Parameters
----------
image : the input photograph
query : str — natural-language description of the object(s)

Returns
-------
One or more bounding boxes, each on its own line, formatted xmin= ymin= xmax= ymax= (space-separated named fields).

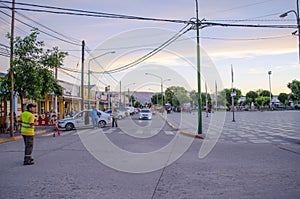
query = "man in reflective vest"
xmin=20 ymin=103 xmax=36 ymax=165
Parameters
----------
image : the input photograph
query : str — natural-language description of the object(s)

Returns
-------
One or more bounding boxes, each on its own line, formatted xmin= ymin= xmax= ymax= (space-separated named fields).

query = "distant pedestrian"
xmin=20 ymin=104 xmax=36 ymax=165
xmin=90 ymin=107 xmax=99 ymax=129
xmin=112 ymin=108 xmax=118 ymax=128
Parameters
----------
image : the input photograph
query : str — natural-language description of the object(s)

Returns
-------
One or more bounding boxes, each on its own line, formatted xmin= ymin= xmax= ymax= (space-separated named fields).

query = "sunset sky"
xmin=0 ymin=0 xmax=299 ymax=96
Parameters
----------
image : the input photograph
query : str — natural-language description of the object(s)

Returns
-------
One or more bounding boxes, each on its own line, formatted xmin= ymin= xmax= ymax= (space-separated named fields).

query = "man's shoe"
xmin=23 ymin=161 xmax=34 ymax=166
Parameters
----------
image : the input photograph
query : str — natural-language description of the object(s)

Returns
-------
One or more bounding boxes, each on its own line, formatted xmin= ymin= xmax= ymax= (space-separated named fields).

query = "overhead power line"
xmin=105 ymin=24 xmax=192 ymax=74
xmin=0 ymin=1 xmax=188 ymax=24
xmin=0 ymin=10 xmax=81 ymax=46
xmin=201 ymin=21 xmax=297 ymax=29
xmin=15 ymin=11 xmax=81 ymax=44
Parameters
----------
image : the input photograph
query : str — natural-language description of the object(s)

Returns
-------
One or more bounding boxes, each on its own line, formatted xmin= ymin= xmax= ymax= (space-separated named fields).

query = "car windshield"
xmin=141 ymin=109 xmax=150 ymax=113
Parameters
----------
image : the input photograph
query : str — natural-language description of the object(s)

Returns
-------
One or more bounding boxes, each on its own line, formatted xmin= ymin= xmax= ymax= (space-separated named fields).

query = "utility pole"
xmin=9 ymin=0 xmax=15 ymax=137
xmin=195 ymin=0 xmax=202 ymax=134
xmin=81 ymin=40 xmax=85 ymax=111
xmin=205 ymin=82 xmax=208 ymax=117
xmin=268 ymin=71 xmax=272 ymax=109
xmin=119 ymin=81 xmax=121 ymax=107
xmin=231 ymin=64 xmax=236 ymax=122
xmin=54 ymin=67 xmax=58 ymax=117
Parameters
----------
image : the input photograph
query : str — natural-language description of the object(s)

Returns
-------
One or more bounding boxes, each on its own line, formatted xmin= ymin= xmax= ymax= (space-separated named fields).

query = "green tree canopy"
xmin=255 ymin=96 xmax=270 ymax=106
xmin=246 ymin=90 xmax=258 ymax=105
xmin=287 ymin=80 xmax=300 ymax=100
xmin=1 ymin=29 xmax=68 ymax=110
xmin=278 ymin=93 xmax=289 ymax=105
xmin=258 ymin=90 xmax=271 ymax=97
xmin=221 ymin=88 xmax=242 ymax=107
xmin=165 ymin=86 xmax=190 ymax=107
xmin=201 ymin=92 xmax=211 ymax=107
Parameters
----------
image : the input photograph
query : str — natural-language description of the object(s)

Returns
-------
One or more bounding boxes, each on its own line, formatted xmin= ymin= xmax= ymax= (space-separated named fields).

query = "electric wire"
xmin=15 ymin=11 xmax=81 ymax=44
xmin=0 ymin=4 xmax=81 ymax=46
xmin=0 ymin=1 xmax=80 ymax=46
xmin=59 ymin=69 xmax=80 ymax=81
xmin=0 ymin=1 xmax=188 ymax=24
xmin=105 ymin=24 xmax=192 ymax=74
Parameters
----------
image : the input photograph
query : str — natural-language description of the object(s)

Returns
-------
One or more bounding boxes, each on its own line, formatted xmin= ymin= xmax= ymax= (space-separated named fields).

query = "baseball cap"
xmin=27 ymin=103 xmax=36 ymax=109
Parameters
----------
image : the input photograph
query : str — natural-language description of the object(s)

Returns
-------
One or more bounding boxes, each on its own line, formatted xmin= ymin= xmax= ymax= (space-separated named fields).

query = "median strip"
xmin=180 ymin=131 xmax=205 ymax=139
xmin=157 ymin=112 xmax=205 ymax=139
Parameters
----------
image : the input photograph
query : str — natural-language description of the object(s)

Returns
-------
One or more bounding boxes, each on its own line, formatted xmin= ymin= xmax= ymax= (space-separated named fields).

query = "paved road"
xmin=0 ymin=111 xmax=299 ymax=199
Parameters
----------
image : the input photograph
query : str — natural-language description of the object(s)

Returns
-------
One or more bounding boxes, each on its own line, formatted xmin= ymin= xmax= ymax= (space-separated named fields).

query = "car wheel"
xmin=98 ymin=120 xmax=106 ymax=128
xmin=65 ymin=123 xmax=74 ymax=131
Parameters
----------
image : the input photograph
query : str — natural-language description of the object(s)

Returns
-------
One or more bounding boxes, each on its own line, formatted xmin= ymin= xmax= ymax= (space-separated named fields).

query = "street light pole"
xmin=195 ymin=0 xmax=202 ymax=134
xmin=145 ymin=73 xmax=165 ymax=113
xmin=88 ymin=51 xmax=115 ymax=109
xmin=268 ymin=71 xmax=272 ymax=109
xmin=280 ymin=0 xmax=300 ymax=63
xmin=9 ymin=0 xmax=15 ymax=137
xmin=123 ymin=83 xmax=135 ymax=106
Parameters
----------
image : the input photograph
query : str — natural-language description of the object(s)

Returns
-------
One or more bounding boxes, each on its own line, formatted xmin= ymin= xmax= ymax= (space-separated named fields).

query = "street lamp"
xmin=88 ymin=51 xmax=115 ymax=109
xmin=268 ymin=71 xmax=272 ymax=109
xmin=123 ymin=83 xmax=136 ymax=107
xmin=145 ymin=73 xmax=170 ymax=113
xmin=231 ymin=90 xmax=236 ymax=122
xmin=280 ymin=0 xmax=300 ymax=63
xmin=148 ymin=88 xmax=159 ymax=106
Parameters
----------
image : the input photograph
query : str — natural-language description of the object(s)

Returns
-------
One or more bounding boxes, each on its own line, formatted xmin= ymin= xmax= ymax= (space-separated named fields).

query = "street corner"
xmin=180 ymin=131 xmax=205 ymax=139
xmin=166 ymin=120 xmax=179 ymax=131
xmin=0 ymin=136 xmax=22 ymax=144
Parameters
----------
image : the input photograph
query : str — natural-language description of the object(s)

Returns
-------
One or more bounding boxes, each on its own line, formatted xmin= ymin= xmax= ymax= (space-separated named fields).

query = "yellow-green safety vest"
xmin=21 ymin=111 xmax=35 ymax=136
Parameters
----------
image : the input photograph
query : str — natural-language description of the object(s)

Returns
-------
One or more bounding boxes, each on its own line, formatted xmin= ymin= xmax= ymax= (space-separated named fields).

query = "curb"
xmin=180 ymin=131 xmax=205 ymax=139
xmin=0 ymin=135 xmax=22 ymax=144
xmin=158 ymin=112 xmax=205 ymax=140
xmin=0 ymin=128 xmax=55 ymax=144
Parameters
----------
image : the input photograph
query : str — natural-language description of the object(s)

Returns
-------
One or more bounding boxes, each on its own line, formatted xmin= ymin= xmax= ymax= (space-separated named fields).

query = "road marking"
xmin=164 ymin=131 xmax=175 ymax=135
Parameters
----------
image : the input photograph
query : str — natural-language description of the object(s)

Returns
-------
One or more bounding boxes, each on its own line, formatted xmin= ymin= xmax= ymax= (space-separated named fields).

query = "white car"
xmin=58 ymin=110 xmax=111 ymax=131
xmin=139 ymin=109 xmax=152 ymax=120
xmin=126 ymin=106 xmax=135 ymax=115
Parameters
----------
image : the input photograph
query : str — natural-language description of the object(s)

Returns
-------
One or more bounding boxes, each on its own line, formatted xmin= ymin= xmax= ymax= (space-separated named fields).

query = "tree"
xmin=245 ymin=90 xmax=258 ymax=105
xmin=221 ymin=88 xmax=242 ymax=107
xmin=255 ymin=96 xmax=270 ymax=107
xmin=165 ymin=86 xmax=190 ymax=107
xmin=189 ymin=90 xmax=198 ymax=108
xmin=1 ymin=29 xmax=68 ymax=111
xmin=150 ymin=93 xmax=161 ymax=105
xmin=134 ymin=101 xmax=141 ymax=108
xmin=278 ymin=93 xmax=289 ymax=106
xmin=259 ymin=90 xmax=271 ymax=97
xmin=287 ymin=80 xmax=300 ymax=100
xmin=201 ymin=93 xmax=211 ymax=108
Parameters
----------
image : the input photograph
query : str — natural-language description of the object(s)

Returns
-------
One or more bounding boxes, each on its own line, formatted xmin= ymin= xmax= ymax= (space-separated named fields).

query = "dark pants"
xmin=22 ymin=135 xmax=34 ymax=162
xmin=112 ymin=117 xmax=118 ymax=127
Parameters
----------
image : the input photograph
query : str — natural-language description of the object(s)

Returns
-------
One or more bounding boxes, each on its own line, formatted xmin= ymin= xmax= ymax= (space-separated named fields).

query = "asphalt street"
xmin=0 ymin=111 xmax=299 ymax=199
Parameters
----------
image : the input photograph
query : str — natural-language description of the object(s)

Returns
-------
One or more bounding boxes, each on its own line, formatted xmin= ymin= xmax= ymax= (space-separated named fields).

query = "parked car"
xmin=119 ymin=107 xmax=130 ymax=116
xmin=126 ymin=106 xmax=135 ymax=115
xmin=139 ymin=109 xmax=152 ymax=120
xmin=105 ymin=109 xmax=126 ymax=120
xmin=58 ymin=110 xmax=111 ymax=131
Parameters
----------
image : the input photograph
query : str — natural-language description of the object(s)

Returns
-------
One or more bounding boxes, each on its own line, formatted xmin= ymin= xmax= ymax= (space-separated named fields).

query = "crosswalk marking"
xmin=165 ymin=131 xmax=175 ymax=135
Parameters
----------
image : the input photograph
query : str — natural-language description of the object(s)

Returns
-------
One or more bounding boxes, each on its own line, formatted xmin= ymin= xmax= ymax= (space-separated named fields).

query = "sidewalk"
xmin=0 ymin=126 xmax=55 ymax=144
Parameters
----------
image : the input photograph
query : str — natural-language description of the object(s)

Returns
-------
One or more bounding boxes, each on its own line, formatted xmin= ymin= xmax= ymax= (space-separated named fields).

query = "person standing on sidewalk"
xmin=90 ymin=106 xmax=99 ymax=129
xmin=20 ymin=104 xmax=36 ymax=165
xmin=112 ymin=107 xmax=118 ymax=128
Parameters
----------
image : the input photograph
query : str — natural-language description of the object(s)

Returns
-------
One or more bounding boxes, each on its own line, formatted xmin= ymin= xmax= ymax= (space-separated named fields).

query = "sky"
xmin=0 ymin=0 xmax=299 ymax=96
